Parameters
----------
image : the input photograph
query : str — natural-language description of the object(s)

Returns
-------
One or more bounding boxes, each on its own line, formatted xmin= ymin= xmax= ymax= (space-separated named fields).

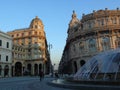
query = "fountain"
xmin=74 ymin=48 xmax=120 ymax=81
xmin=48 ymin=48 xmax=120 ymax=90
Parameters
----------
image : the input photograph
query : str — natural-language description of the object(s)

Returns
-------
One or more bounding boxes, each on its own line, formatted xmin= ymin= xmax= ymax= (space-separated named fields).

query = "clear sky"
xmin=0 ymin=0 xmax=120 ymax=69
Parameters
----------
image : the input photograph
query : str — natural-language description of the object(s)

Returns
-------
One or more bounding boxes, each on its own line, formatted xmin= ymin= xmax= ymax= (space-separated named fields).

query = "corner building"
xmin=0 ymin=31 xmax=12 ymax=77
xmin=7 ymin=16 xmax=50 ymax=76
xmin=59 ymin=8 xmax=120 ymax=74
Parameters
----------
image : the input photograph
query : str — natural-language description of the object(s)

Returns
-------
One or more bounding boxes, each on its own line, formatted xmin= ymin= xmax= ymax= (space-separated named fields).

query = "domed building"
xmin=7 ymin=16 xmax=51 ymax=76
xmin=59 ymin=8 xmax=120 ymax=74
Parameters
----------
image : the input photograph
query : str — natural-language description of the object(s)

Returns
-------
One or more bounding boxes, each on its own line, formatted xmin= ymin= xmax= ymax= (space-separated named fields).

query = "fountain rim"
xmin=66 ymin=77 xmax=120 ymax=86
xmin=47 ymin=78 xmax=120 ymax=90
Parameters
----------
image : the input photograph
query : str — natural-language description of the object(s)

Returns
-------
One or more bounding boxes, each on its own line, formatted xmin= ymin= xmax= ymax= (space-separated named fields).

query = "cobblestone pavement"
xmin=0 ymin=76 xmax=72 ymax=90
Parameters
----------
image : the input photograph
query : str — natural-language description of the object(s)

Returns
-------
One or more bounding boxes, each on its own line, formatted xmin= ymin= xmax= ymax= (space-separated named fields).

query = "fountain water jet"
xmin=74 ymin=48 xmax=120 ymax=81
xmin=48 ymin=48 xmax=120 ymax=90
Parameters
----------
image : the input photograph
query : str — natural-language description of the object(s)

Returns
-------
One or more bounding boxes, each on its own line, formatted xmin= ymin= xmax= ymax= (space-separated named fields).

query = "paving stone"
xmin=0 ymin=77 xmax=71 ymax=90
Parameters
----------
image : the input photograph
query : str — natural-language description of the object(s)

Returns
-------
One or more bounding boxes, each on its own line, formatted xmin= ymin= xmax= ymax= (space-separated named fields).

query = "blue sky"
xmin=0 ymin=0 xmax=120 ymax=69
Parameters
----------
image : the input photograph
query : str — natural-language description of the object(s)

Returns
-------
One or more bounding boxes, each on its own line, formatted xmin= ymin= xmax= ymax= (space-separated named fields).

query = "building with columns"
xmin=59 ymin=8 xmax=120 ymax=74
xmin=7 ymin=16 xmax=51 ymax=76
xmin=0 ymin=31 xmax=12 ymax=77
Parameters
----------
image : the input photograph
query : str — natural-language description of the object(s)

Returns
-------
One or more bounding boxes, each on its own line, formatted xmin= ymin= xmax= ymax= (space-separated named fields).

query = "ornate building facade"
xmin=7 ymin=16 xmax=51 ymax=76
xmin=59 ymin=8 xmax=120 ymax=74
xmin=0 ymin=31 xmax=12 ymax=77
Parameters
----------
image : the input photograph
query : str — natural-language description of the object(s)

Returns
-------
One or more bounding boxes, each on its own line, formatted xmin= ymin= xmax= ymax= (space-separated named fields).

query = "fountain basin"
xmin=47 ymin=78 xmax=120 ymax=90
xmin=47 ymin=49 xmax=120 ymax=90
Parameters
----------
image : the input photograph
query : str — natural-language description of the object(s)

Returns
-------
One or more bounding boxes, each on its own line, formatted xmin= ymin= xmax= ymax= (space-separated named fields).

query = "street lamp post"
xmin=48 ymin=43 xmax=52 ymax=56
xmin=53 ymin=63 xmax=56 ymax=76
xmin=48 ymin=43 xmax=52 ymax=75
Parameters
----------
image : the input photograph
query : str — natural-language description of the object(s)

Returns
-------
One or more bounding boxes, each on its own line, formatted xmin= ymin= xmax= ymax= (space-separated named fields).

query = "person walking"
xmin=39 ymin=70 xmax=44 ymax=81
xmin=55 ymin=73 xmax=59 ymax=78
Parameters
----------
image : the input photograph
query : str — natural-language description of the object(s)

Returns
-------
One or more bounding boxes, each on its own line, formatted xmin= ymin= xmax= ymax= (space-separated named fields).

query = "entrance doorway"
xmin=27 ymin=64 xmax=31 ymax=75
xmin=39 ymin=64 xmax=42 ymax=72
xmin=4 ymin=65 xmax=9 ymax=77
xmin=34 ymin=64 xmax=38 ymax=75
xmin=15 ymin=62 xmax=22 ymax=76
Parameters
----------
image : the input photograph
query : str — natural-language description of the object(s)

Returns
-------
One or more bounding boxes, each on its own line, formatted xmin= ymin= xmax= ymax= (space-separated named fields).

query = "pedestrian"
xmin=39 ymin=70 xmax=44 ymax=81
xmin=55 ymin=73 xmax=59 ymax=78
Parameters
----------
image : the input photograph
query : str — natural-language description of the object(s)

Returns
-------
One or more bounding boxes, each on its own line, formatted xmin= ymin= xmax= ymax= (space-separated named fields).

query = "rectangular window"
xmin=101 ymin=20 xmax=104 ymax=25
xmin=6 ymin=56 xmax=8 ymax=61
xmin=28 ymin=49 xmax=31 ymax=52
xmin=0 ymin=40 xmax=2 ymax=46
xmin=17 ymin=34 xmax=19 ymax=36
xmin=22 ymin=33 xmax=24 ymax=36
xmin=29 ymin=32 xmax=31 ymax=35
xmin=7 ymin=42 xmax=9 ymax=48
xmin=35 ymin=31 xmax=37 ymax=35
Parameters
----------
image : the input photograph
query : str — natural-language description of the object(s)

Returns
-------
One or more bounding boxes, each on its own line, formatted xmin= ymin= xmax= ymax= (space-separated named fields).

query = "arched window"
xmin=88 ymin=23 xmax=92 ymax=28
xmin=35 ymin=31 xmax=37 ymax=35
xmin=89 ymin=39 xmax=96 ymax=52
xmin=101 ymin=19 xmax=104 ymax=25
xmin=79 ymin=42 xmax=84 ymax=52
xmin=71 ymin=44 xmax=76 ymax=53
xmin=112 ymin=17 xmax=117 ymax=24
xmin=101 ymin=37 xmax=110 ymax=50
xmin=35 ymin=25 xmax=38 ymax=28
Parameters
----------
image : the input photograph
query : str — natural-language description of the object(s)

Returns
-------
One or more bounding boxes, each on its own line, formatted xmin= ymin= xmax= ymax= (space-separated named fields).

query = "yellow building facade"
xmin=8 ymin=16 xmax=50 ymax=76
xmin=59 ymin=8 xmax=120 ymax=74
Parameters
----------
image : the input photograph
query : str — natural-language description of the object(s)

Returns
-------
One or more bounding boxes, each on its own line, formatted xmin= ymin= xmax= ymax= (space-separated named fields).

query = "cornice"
xmin=82 ymin=10 xmax=120 ymax=22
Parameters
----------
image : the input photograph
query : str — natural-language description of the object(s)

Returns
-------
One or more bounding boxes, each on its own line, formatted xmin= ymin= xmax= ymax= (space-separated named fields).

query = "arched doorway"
xmin=80 ymin=60 xmax=86 ymax=67
xmin=15 ymin=62 xmax=22 ymax=76
xmin=74 ymin=61 xmax=77 ymax=73
xmin=4 ymin=65 xmax=9 ymax=77
xmin=34 ymin=64 xmax=38 ymax=75
xmin=39 ymin=64 xmax=42 ymax=72
xmin=0 ymin=65 xmax=2 ymax=76
xmin=27 ymin=64 xmax=31 ymax=75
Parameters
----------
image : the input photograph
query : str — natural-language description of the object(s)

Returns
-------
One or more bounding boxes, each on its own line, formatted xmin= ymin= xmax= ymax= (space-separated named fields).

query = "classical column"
xmin=97 ymin=35 xmax=102 ymax=51
xmin=116 ymin=17 xmax=119 ymax=24
xmin=43 ymin=62 xmax=46 ymax=74
xmin=37 ymin=64 xmax=39 ymax=75
xmin=109 ymin=36 xmax=114 ymax=49
xmin=85 ymin=39 xmax=89 ymax=52
xmin=8 ymin=65 xmax=11 ymax=77
xmin=110 ymin=30 xmax=115 ymax=49
xmin=11 ymin=66 xmax=15 ymax=76
xmin=22 ymin=66 xmax=25 ymax=76
xmin=31 ymin=64 xmax=34 ymax=76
